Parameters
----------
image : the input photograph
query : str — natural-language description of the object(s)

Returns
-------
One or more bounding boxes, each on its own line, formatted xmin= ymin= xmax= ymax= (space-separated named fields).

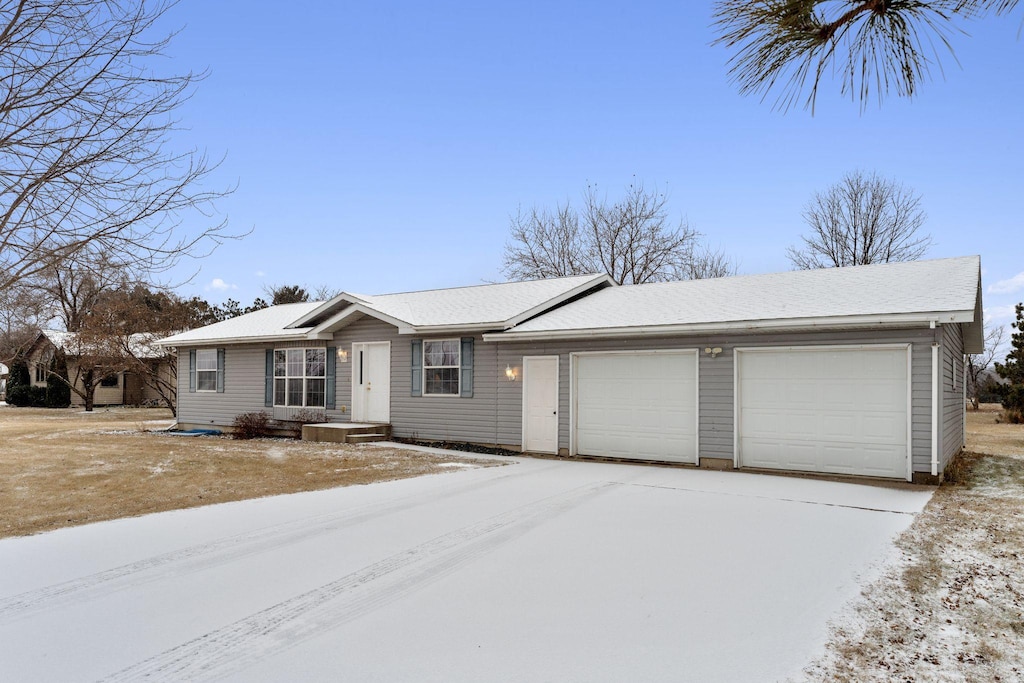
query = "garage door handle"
xmin=552 ymin=411 xmax=556 ymax=415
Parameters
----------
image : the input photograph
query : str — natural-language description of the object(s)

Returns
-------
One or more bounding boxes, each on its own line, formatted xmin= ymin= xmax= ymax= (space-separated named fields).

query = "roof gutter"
xmin=483 ymin=312 xmax=969 ymax=342
xmin=157 ymin=332 xmax=312 ymax=348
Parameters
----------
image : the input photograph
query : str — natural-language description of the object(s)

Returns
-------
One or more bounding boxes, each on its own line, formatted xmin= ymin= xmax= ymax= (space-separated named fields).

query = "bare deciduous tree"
xmin=0 ymin=283 xmax=48 ymax=363
xmin=787 ymin=171 xmax=931 ymax=269
xmin=967 ymin=324 xmax=1007 ymax=409
xmin=33 ymin=250 xmax=133 ymax=331
xmin=502 ymin=182 xmax=736 ymax=285
xmin=0 ymin=0 xmax=238 ymax=293
xmin=713 ymin=0 xmax=1021 ymax=112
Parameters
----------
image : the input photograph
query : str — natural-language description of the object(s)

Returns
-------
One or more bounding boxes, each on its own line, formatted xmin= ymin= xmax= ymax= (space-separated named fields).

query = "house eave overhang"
xmin=482 ymin=311 xmax=976 ymax=342
xmin=156 ymin=331 xmax=312 ymax=348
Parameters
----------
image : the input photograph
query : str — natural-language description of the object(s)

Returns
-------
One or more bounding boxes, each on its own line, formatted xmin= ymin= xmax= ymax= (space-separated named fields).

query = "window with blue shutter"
xmin=326 ymin=347 xmax=337 ymax=409
xmin=265 ymin=350 xmax=274 ymax=407
xmin=460 ymin=337 xmax=474 ymax=398
xmin=410 ymin=339 xmax=422 ymax=397
xmin=216 ymin=348 xmax=225 ymax=393
xmin=188 ymin=350 xmax=196 ymax=393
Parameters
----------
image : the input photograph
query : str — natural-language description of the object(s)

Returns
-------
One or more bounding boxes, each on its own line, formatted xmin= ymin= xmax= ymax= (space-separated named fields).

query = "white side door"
xmin=522 ymin=356 xmax=559 ymax=454
xmin=352 ymin=342 xmax=391 ymax=423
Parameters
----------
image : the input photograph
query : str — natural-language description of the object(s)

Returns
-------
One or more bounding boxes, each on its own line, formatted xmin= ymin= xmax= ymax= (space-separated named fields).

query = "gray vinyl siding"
xmin=174 ymin=320 xmax=953 ymax=477
xmin=939 ymin=323 xmax=966 ymax=471
xmin=332 ymin=317 xmax=503 ymax=443
xmin=490 ymin=327 xmax=935 ymax=471
xmin=176 ymin=346 xmax=268 ymax=426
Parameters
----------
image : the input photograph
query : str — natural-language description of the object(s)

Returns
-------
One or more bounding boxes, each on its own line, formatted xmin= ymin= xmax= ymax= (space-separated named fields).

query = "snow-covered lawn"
xmin=0 ymin=455 xmax=930 ymax=682
xmin=804 ymin=405 xmax=1024 ymax=681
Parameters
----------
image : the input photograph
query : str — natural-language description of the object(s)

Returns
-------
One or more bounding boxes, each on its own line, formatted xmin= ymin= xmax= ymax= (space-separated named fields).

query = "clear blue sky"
xmin=161 ymin=2 xmax=1021 ymax=331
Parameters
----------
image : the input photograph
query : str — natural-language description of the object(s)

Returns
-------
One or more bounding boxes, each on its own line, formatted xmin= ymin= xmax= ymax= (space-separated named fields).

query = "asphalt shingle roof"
xmin=499 ymin=256 xmax=981 ymax=336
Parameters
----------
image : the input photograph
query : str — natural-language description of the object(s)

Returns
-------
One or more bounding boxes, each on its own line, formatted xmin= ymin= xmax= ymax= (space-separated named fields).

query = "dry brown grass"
xmin=0 ymin=405 xmax=499 ymax=539
xmin=806 ymin=404 xmax=1024 ymax=682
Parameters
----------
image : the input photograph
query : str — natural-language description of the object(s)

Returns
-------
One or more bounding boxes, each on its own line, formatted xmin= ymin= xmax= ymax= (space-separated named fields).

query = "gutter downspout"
xmin=931 ymin=321 xmax=940 ymax=477
xmin=962 ymin=354 xmax=967 ymax=449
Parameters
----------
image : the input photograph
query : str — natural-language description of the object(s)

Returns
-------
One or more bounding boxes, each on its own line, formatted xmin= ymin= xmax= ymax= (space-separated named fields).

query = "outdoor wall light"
xmin=505 ymin=364 xmax=518 ymax=381
xmin=704 ymin=347 xmax=723 ymax=358
xmin=337 ymin=348 xmax=349 ymax=363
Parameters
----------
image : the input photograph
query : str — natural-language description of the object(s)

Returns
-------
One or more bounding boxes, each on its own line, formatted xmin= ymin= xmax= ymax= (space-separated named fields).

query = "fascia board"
xmin=158 ymin=331 xmax=312 ymax=347
xmin=482 ymin=311 xmax=975 ymax=342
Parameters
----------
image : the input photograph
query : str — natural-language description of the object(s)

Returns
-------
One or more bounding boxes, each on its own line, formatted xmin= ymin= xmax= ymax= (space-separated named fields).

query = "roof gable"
xmin=159 ymin=274 xmax=613 ymax=345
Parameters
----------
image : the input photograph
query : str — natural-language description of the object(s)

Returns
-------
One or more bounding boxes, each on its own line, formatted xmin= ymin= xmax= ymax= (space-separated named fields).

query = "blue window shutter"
xmin=265 ymin=350 xmax=274 ymax=407
xmin=326 ymin=347 xmax=337 ymax=409
xmin=188 ymin=350 xmax=196 ymax=393
xmin=216 ymin=348 xmax=225 ymax=393
xmin=410 ymin=339 xmax=422 ymax=397
xmin=460 ymin=337 xmax=474 ymax=398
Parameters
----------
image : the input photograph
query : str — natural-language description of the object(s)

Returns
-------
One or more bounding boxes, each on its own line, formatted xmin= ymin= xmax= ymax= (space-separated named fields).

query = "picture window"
xmin=273 ymin=348 xmax=326 ymax=407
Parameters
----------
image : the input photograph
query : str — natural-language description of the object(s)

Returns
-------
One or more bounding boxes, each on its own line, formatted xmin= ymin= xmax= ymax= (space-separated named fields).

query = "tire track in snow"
xmin=99 ymin=481 xmax=617 ymax=683
xmin=0 ymin=461 xmax=552 ymax=620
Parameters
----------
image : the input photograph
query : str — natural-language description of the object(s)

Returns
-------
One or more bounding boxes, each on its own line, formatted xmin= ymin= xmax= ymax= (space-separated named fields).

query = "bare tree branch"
xmin=502 ymin=181 xmax=734 ymax=285
xmin=0 ymin=0 xmax=240 ymax=293
xmin=967 ymin=323 xmax=1006 ymax=409
xmin=787 ymin=170 xmax=931 ymax=269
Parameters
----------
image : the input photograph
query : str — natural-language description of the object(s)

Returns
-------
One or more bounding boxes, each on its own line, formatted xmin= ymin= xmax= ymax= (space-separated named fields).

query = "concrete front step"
xmin=301 ymin=423 xmax=392 ymax=444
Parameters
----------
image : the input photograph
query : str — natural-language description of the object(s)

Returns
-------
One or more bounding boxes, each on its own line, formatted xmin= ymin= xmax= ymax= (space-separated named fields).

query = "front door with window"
xmin=352 ymin=342 xmax=391 ymax=423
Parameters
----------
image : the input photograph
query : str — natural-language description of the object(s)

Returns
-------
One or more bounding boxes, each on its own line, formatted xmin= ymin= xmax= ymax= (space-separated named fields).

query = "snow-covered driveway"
xmin=0 ymin=452 xmax=932 ymax=682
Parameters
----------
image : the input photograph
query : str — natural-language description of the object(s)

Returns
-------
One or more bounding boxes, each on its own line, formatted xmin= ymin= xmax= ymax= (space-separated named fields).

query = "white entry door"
xmin=522 ymin=356 xmax=559 ymax=454
xmin=352 ymin=342 xmax=391 ymax=423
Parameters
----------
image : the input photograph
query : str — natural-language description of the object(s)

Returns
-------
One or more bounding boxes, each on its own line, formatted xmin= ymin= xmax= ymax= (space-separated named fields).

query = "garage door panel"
xmin=738 ymin=347 xmax=909 ymax=480
xmin=575 ymin=352 xmax=697 ymax=463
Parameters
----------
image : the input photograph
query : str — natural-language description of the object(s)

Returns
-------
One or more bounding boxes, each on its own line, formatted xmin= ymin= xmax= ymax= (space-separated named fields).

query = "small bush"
xmin=996 ymin=382 xmax=1024 ymax=422
xmin=7 ymin=385 xmax=48 ymax=407
xmin=231 ymin=411 xmax=270 ymax=440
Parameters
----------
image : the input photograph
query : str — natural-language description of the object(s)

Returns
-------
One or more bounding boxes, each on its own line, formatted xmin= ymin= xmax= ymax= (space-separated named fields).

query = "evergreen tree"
xmin=7 ymin=358 xmax=30 ymax=391
xmin=46 ymin=352 xmax=71 ymax=408
xmin=995 ymin=303 xmax=1024 ymax=423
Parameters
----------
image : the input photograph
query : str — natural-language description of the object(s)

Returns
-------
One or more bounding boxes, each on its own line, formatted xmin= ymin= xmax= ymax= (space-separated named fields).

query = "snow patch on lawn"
xmin=803 ymin=454 xmax=1024 ymax=682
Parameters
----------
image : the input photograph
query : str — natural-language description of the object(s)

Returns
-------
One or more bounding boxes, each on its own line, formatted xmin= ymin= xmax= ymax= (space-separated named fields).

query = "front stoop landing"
xmin=302 ymin=423 xmax=392 ymax=444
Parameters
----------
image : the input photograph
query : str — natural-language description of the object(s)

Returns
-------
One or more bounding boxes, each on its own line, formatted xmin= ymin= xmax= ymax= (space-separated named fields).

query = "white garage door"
xmin=737 ymin=346 xmax=910 ymax=480
xmin=574 ymin=351 xmax=698 ymax=463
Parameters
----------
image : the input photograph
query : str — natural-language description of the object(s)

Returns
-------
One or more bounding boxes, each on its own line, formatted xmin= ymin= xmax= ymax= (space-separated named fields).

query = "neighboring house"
xmin=160 ymin=256 xmax=984 ymax=483
xmin=0 ymin=362 xmax=7 ymax=401
xmin=27 ymin=330 xmax=175 ymax=408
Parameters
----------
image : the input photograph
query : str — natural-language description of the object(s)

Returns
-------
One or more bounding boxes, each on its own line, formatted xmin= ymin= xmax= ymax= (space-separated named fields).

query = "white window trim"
xmin=273 ymin=347 xmax=327 ymax=408
xmin=195 ymin=349 xmax=218 ymax=393
xmin=422 ymin=338 xmax=461 ymax=397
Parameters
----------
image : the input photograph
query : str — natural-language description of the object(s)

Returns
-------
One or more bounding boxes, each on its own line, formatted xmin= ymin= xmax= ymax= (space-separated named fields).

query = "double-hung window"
xmin=274 ymin=348 xmax=326 ymax=407
xmin=423 ymin=339 xmax=460 ymax=395
xmin=195 ymin=349 xmax=219 ymax=391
